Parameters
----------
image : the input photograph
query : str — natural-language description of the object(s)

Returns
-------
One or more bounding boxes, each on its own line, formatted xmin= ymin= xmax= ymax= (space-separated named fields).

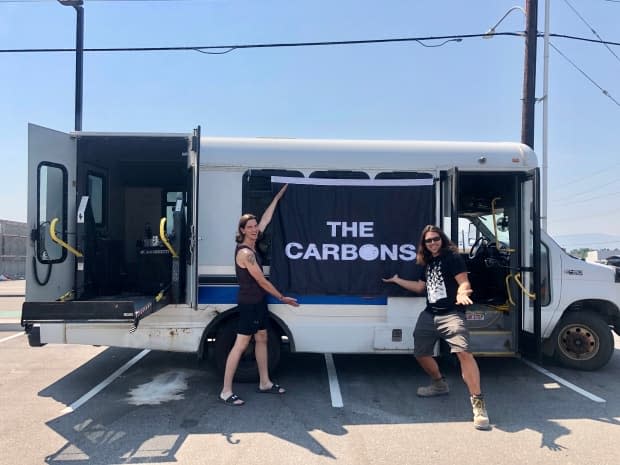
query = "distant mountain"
xmin=552 ymin=233 xmax=620 ymax=252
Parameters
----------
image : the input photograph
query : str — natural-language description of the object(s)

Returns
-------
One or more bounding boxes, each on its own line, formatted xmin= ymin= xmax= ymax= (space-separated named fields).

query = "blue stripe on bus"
xmin=198 ymin=285 xmax=387 ymax=305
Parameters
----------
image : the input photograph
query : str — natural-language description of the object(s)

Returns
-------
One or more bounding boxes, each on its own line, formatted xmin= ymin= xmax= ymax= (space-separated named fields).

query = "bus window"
xmin=309 ymin=170 xmax=369 ymax=179
xmin=87 ymin=172 xmax=105 ymax=226
xmin=37 ymin=162 xmax=67 ymax=264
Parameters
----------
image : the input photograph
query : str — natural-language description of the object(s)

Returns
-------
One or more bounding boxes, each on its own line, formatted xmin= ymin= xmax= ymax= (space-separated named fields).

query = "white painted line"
xmin=324 ymin=353 xmax=343 ymax=408
xmin=0 ymin=332 xmax=25 ymax=344
xmin=521 ymin=359 xmax=606 ymax=403
xmin=61 ymin=349 xmax=151 ymax=414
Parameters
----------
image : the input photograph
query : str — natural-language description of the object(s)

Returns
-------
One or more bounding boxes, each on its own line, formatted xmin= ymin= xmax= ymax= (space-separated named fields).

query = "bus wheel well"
xmin=197 ymin=307 xmax=295 ymax=360
xmin=547 ymin=301 xmax=616 ymax=370
xmin=563 ymin=299 xmax=619 ymax=327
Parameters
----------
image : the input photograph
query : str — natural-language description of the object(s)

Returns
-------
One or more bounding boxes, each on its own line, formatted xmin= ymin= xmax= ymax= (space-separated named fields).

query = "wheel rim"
xmin=557 ymin=323 xmax=599 ymax=361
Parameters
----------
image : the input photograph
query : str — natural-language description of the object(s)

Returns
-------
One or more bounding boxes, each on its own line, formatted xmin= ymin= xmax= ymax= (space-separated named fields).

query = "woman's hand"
xmin=279 ymin=295 xmax=299 ymax=307
xmin=382 ymin=274 xmax=399 ymax=283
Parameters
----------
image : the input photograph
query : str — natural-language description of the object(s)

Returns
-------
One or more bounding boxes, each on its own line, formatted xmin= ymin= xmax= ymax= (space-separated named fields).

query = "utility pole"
xmin=58 ymin=0 xmax=84 ymax=131
xmin=521 ymin=0 xmax=538 ymax=149
xmin=541 ymin=0 xmax=550 ymax=231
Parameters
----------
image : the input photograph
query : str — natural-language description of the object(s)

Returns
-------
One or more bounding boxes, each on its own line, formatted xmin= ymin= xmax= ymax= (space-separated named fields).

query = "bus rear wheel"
xmin=553 ymin=312 xmax=614 ymax=371
xmin=214 ymin=318 xmax=281 ymax=382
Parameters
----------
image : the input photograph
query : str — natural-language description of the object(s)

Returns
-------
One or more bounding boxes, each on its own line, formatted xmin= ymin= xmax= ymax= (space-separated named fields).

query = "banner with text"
xmin=269 ymin=177 xmax=434 ymax=296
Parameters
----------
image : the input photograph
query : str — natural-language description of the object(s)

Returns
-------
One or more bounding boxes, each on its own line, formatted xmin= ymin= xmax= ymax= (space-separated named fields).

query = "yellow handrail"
xmin=505 ymin=273 xmax=515 ymax=306
xmin=159 ymin=217 xmax=178 ymax=258
xmin=514 ymin=272 xmax=536 ymax=300
xmin=49 ymin=218 xmax=83 ymax=258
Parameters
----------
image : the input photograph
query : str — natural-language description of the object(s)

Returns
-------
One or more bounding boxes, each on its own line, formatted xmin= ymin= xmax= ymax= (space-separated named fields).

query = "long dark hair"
xmin=235 ymin=213 xmax=257 ymax=243
xmin=416 ymin=224 xmax=458 ymax=266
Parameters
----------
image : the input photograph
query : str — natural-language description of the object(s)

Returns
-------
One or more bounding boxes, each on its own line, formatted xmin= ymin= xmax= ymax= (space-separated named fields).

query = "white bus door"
xmin=25 ymin=124 xmax=77 ymax=303
xmin=518 ymin=168 xmax=542 ymax=360
xmin=187 ymin=126 xmax=201 ymax=308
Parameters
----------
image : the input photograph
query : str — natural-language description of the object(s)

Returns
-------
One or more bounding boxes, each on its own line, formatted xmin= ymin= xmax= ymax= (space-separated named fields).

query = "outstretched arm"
xmin=238 ymin=248 xmax=299 ymax=307
xmin=454 ymin=272 xmax=473 ymax=305
xmin=382 ymin=274 xmax=426 ymax=294
xmin=258 ymin=184 xmax=288 ymax=232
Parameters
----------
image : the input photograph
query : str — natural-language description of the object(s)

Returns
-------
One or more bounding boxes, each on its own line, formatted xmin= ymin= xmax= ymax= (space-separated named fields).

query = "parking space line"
xmin=0 ymin=332 xmax=24 ymax=344
xmin=324 ymin=353 xmax=343 ymax=408
xmin=61 ymin=349 xmax=151 ymax=414
xmin=521 ymin=359 xmax=606 ymax=403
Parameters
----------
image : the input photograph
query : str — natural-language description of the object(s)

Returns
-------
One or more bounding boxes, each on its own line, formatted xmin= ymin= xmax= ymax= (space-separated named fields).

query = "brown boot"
xmin=470 ymin=395 xmax=491 ymax=430
xmin=416 ymin=377 xmax=449 ymax=397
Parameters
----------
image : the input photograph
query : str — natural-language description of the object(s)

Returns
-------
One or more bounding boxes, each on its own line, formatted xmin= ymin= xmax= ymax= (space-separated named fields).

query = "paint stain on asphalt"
xmin=126 ymin=371 xmax=190 ymax=405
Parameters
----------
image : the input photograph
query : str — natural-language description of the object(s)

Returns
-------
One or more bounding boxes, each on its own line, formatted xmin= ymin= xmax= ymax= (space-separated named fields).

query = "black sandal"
xmin=256 ymin=383 xmax=285 ymax=394
xmin=220 ymin=393 xmax=244 ymax=406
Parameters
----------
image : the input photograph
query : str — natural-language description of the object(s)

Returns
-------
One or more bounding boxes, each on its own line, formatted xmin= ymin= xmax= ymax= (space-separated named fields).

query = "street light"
xmin=483 ymin=6 xmax=526 ymax=37
xmin=57 ymin=0 xmax=84 ymax=132
xmin=484 ymin=2 xmax=550 ymax=232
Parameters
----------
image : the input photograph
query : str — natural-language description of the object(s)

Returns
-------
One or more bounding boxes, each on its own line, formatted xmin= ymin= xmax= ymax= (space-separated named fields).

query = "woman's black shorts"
xmin=237 ymin=300 xmax=270 ymax=335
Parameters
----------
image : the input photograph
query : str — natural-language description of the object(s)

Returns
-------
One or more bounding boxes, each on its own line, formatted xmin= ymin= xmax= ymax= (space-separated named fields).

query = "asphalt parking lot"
xmin=1 ymin=284 xmax=619 ymax=465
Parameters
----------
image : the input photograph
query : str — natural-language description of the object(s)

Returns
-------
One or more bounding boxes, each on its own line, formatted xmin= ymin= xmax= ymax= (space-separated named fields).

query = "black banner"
xmin=270 ymin=177 xmax=433 ymax=296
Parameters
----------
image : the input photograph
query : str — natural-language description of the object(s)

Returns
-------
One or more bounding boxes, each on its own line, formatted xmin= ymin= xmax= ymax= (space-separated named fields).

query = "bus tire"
xmin=214 ymin=318 xmax=281 ymax=382
xmin=553 ymin=312 xmax=614 ymax=371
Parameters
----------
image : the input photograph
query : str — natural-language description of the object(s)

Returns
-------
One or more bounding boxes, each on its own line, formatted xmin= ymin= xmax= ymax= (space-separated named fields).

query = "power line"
xmin=551 ymin=206 xmax=620 ymax=222
xmin=552 ymin=190 xmax=620 ymax=206
xmin=0 ymin=0 xmax=187 ymax=2
xmin=551 ymin=178 xmax=620 ymax=201
xmin=1 ymin=32 xmax=618 ymax=55
xmin=550 ymin=42 xmax=620 ymax=107
xmin=0 ymin=32 xmax=518 ymax=54
xmin=552 ymin=161 xmax=620 ymax=190
xmin=562 ymin=0 xmax=620 ymax=64
xmin=549 ymin=33 xmax=620 ymax=47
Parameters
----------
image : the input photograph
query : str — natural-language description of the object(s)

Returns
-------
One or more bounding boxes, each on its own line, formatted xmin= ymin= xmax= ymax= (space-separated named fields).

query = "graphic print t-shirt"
xmin=423 ymin=252 xmax=468 ymax=313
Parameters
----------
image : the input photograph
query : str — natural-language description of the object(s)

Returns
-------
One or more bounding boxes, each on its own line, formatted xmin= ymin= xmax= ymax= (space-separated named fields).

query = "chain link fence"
xmin=0 ymin=220 xmax=28 ymax=279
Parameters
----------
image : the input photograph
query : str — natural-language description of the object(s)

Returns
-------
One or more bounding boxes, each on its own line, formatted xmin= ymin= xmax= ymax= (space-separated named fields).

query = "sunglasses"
xmin=424 ymin=236 xmax=441 ymax=244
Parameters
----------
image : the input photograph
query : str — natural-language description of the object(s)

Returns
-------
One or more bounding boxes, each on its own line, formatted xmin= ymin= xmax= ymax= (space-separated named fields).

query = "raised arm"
xmin=258 ymin=184 xmax=288 ymax=232
xmin=237 ymin=248 xmax=299 ymax=307
xmin=382 ymin=274 xmax=426 ymax=294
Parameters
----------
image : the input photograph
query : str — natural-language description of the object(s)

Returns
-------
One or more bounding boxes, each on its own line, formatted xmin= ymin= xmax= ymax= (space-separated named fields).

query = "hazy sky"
xmin=1 ymin=0 xmax=618 ymax=249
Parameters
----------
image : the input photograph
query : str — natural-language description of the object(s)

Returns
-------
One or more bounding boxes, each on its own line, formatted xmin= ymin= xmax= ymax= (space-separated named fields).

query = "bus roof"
xmin=200 ymin=137 xmax=537 ymax=172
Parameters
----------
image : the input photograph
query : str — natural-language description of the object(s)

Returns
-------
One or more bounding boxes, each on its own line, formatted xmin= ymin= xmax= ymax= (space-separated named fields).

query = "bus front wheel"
xmin=214 ymin=318 xmax=281 ymax=382
xmin=553 ymin=312 xmax=614 ymax=371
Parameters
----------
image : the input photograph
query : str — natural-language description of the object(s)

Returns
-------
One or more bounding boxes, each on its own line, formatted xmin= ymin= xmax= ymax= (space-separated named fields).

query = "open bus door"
xmin=22 ymin=127 xmax=196 ymax=338
xmin=24 ymin=124 xmax=77 ymax=303
xmin=187 ymin=126 xmax=201 ymax=309
xmin=517 ymin=168 xmax=542 ymax=361
xmin=440 ymin=167 xmax=459 ymax=243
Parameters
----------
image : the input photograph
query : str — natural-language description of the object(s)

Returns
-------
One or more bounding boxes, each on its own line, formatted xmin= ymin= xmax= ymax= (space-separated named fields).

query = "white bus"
xmin=22 ymin=124 xmax=620 ymax=379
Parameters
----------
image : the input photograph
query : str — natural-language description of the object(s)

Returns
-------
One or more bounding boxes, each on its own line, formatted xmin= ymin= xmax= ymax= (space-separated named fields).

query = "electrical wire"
xmin=551 ymin=206 xmax=620 ymax=222
xmin=553 ymin=190 xmax=620 ymax=206
xmin=0 ymin=32 xmax=520 ymax=54
xmin=548 ymin=33 xmax=620 ymax=47
xmin=1 ymin=32 xmax=618 ymax=55
xmin=0 ymin=0 xmax=190 ymax=2
xmin=552 ymin=161 xmax=620 ymax=191
xmin=562 ymin=0 xmax=620 ymax=64
xmin=550 ymin=42 xmax=620 ymax=107
xmin=551 ymin=178 xmax=620 ymax=200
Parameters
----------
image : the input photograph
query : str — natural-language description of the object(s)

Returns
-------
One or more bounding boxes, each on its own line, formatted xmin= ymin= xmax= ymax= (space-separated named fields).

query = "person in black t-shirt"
xmin=219 ymin=184 xmax=299 ymax=407
xmin=383 ymin=225 xmax=491 ymax=430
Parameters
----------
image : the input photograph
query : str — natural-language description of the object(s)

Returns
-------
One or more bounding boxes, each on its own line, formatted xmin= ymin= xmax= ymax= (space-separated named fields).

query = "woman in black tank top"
xmin=220 ymin=185 xmax=299 ymax=406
